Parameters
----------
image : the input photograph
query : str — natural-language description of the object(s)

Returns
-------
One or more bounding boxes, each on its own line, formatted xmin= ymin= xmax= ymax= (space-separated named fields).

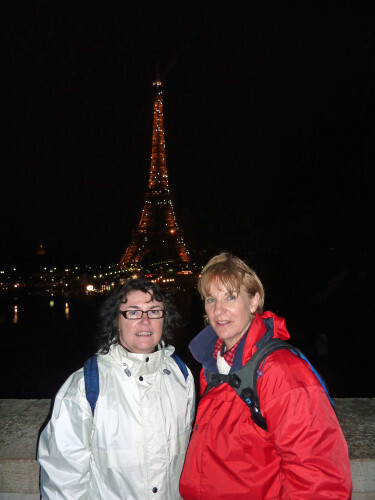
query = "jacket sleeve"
xmin=38 ymin=370 xmax=93 ymax=499
xmin=262 ymin=371 xmax=352 ymax=499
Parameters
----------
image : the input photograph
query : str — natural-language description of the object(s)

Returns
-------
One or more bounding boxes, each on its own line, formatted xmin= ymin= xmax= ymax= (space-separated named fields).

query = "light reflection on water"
xmin=8 ymin=299 xmax=70 ymax=324
xmin=65 ymin=302 xmax=70 ymax=320
xmin=0 ymin=295 xmax=102 ymax=399
xmin=5 ymin=298 xmax=72 ymax=324
xmin=12 ymin=305 xmax=18 ymax=324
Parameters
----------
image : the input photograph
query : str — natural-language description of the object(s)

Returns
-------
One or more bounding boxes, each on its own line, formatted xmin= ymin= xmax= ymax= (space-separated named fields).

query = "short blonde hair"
xmin=198 ymin=252 xmax=265 ymax=314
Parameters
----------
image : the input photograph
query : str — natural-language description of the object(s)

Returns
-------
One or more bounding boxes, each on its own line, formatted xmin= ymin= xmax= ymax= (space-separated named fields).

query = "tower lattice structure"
xmin=121 ymin=81 xmax=191 ymax=267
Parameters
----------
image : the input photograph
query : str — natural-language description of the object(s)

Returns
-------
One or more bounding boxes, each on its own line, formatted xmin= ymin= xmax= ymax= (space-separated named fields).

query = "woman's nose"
xmin=213 ymin=301 xmax=224 ymax=316
xmin=140 ymin=311 xmax=151 ymax=323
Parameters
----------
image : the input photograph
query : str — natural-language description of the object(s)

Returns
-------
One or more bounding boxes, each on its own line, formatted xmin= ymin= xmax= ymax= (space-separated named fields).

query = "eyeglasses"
xmin=119 ymin=309 xmax=165 ymax=320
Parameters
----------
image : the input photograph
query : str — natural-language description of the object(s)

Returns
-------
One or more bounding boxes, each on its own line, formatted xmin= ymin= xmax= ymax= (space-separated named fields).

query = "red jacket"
xmin=180 ymin=311 xmax=352 ymax=499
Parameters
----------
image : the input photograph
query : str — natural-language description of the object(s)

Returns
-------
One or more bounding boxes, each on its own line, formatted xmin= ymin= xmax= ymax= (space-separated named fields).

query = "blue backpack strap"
xmin=171 ymin=353 xmax=189 ymax=381
xmin=84 ymin=354 xmax=99 ymax=416
xmin=291 ymin=348 xmax=335 ymax=407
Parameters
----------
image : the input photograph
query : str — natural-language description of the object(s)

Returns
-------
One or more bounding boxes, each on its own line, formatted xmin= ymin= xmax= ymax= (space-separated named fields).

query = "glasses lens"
xmin=148 ymin=310 xmax=164 ymax=319
xmin=122 ymin=310 xmax=142 ymax=319
xmin=120 ymin=310 xmax=164 ymax=319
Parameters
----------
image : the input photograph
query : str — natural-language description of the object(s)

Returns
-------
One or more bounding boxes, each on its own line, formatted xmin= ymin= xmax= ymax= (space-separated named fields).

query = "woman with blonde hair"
xmin=180 ymin=252 xmax=351 ymax=499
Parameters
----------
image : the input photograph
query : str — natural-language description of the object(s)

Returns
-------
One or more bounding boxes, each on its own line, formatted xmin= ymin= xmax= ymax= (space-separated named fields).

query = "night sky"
xmin=2 ymin=2 xmax=374 ymax=275
xmin=1 ymin=2 xmax=375 ymax=398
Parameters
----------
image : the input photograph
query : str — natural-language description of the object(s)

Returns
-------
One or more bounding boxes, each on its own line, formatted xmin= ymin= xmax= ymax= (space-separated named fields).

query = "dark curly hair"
xmin=97 ymin=278 xmax=180 ymax=353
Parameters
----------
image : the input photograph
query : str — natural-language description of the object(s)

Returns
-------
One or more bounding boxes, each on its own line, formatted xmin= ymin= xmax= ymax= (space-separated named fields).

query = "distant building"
xmin=121 ymin=81 xmax=193 ymax=272
xmin=36 ymin=244 xmax=46 ymax=256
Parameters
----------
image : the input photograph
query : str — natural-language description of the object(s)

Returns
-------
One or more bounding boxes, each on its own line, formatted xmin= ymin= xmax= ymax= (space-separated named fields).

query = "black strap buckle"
xmin=240 ymin=387 xmax=267 ymax=431
xmin=228 ymin=373 xmax=241 ymax=388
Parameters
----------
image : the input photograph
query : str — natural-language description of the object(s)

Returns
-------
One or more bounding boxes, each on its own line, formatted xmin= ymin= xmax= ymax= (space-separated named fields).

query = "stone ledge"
xmin=334 ymin=398 xmax=375 ymax=460
xmin=0 ymin=398 xmax=374 ymax=499
xmin=0 ymin=399 xmax=50 ymax=497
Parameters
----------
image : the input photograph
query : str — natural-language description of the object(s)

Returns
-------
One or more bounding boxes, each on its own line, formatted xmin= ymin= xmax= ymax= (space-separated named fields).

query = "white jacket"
xmin=38 ymin=343 xmax=195 ymax=499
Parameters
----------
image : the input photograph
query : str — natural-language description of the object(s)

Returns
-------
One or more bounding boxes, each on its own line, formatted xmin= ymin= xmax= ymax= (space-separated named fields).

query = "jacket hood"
xmin=189 ymin=311 xmax=290 ymax=372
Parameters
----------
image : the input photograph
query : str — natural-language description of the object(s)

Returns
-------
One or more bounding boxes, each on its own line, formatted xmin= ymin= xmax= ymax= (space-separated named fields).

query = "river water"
xmin=0 ymin=291 xmax=372 ymax=399
xmin=0 ymin=295 xmax=104 ymax=398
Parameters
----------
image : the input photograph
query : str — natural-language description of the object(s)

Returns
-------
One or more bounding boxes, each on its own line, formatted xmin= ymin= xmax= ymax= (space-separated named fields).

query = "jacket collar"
xmin=189 ymin=311 xmax=290 ymax=373
xmin=188 ymin=324 xmax=251 ymax=373
xmin=106 ymin=342 xmax=175 ymax=377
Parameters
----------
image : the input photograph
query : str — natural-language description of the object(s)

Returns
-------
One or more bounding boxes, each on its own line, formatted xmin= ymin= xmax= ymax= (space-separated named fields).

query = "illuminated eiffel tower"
xmin=121 ymin=81 xmax=191 ymax=269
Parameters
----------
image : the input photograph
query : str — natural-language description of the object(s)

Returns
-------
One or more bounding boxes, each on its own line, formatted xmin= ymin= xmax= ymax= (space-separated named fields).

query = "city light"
xmin=0 ymin=82 xmax=199 ymax=299
xmin=0 ymin=258 xmax=199 ymax=296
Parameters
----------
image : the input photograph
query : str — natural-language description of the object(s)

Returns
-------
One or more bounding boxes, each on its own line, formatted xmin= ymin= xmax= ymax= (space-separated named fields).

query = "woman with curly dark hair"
xmin=97 ymin=277 xmax=179 ymax=353
xmin=38 ymin=278 xmax=196 ymax=499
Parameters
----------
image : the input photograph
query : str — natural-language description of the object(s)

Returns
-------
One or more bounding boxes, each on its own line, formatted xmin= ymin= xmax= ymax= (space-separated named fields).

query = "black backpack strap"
xmin=234 ymin=339 xmax=295 ymax=431
xmin=203 ymin=339 xmax=295 ymax=431
xmin=84 ymin=354 xmax=99 ymax=417
xmin=203 ymin=338 xmax=334 ymax=432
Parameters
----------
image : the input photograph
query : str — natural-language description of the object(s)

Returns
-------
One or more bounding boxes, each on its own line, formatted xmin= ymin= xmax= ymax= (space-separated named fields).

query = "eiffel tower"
xmin=121 ymin=81 xmax=191 ymax=269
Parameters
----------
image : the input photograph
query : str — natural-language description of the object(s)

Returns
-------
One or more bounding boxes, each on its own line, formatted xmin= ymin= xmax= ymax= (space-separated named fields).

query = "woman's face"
xmin=118 ymin=290 xmax=164 ymax=353
xmin=204 ymin=282 xmax=260 ymax=349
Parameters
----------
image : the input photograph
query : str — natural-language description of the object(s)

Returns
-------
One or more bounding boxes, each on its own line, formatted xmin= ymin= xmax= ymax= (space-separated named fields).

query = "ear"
xmin=250 ymin=292 xmax=260 ymax=314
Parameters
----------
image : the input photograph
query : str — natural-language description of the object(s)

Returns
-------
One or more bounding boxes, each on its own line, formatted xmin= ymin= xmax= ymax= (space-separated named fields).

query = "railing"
xmin=0 ymin=398 xmax=374 ymax=499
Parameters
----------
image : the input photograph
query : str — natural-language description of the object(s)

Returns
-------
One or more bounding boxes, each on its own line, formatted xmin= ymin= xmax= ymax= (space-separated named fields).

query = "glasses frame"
xmin=119 ymin=309 xmax=165 ymax=320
